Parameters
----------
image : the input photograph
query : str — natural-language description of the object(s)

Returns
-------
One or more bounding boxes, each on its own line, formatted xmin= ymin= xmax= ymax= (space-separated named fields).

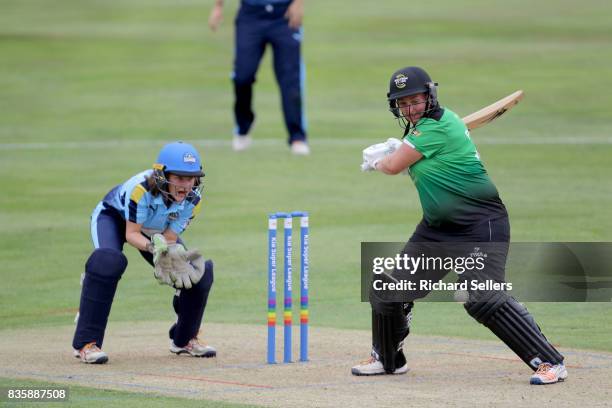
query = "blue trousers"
xmin=233 ymin=2 xmax=306 ymax=144
xmin=72 ymin=202 xmax=213 ymax=350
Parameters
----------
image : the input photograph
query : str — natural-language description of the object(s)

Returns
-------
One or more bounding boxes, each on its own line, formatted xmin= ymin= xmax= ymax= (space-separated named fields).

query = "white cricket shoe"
xmin=351 ymin=355 xmax=408 ymax=376
xmin=170 ymin=338 xmax=216 ymax=358
xmin=73 ymin=342 xmax=108 ymax=364
xmin=290 ymin=140 xmax=310 ymax=155
xmin=232 ymin=134 xmax=252 ymax=151
xmin=530 ymin=362 xmax=568 ymax=385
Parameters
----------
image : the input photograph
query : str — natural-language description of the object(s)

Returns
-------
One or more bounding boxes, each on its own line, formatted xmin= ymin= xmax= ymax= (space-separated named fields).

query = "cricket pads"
xmin=464 ymin=291 xmax=564 ymax=370
xmin=371 ymin=302 xmax=413 ymax=373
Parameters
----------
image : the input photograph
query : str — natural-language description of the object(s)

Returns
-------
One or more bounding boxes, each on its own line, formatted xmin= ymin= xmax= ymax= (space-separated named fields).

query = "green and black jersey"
xmin=404 ymin=107 xmax=507 ymax=229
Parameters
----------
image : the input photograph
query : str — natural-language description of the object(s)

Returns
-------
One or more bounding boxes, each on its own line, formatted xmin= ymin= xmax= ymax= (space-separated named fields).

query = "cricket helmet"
xmin=387 ymin=66 xmax=436 ymax=101
xmin=387 ymin=66 xmax=439 ymax=130
xmin=153 ymin=141 xmax=204 ymax=201
xmin=154 ymin=141 xmax=204 ymax=177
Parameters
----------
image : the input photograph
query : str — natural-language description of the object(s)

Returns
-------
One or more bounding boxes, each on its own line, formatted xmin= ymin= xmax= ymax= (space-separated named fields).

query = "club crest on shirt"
xmin=411 ymin=130 xmax=422 ymax=137
xmin=168 ymin=212 xmax=179 ymax=221
xmin=183 ymin=153 xmax=196 ymax=164
xmin=394 ymin=74 xmax=408 ymax=89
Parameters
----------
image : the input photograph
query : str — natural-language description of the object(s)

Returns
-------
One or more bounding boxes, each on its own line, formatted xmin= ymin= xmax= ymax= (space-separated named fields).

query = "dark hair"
xmin=146 ymin=174 xmax=162 ymax=197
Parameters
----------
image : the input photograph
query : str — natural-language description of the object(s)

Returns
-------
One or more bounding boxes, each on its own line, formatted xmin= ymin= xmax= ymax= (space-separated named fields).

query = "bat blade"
xmin=462 ymin=90 xmax=524 ymax=131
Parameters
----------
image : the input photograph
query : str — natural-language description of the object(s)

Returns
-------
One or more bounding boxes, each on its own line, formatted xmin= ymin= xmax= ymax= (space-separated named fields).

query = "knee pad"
xmin=86 ymin=248 xmax=128 ymax=281
xmin=370 ymin=271 xmax=405 ymax=314
xmin=75 ymin=248 xmax=127 ymax=348
xmin=465 ymin=291 xmax=564 ymax=369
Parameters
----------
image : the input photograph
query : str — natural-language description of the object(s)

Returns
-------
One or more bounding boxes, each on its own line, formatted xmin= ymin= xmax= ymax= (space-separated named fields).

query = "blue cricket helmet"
xmin=154 ymin=141 xmax=204 ymax=177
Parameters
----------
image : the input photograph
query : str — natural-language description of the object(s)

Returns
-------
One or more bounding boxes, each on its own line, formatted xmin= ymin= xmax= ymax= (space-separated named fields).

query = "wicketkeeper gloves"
xmin=150 ymin=234 xmax=206 ymax=289
xmin=168 ymin=245 xmax=205 ymax=290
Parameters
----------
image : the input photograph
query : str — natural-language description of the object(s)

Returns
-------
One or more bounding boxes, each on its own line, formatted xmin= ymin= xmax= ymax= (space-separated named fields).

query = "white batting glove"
xmin=360 ymin=160 xmax=375 ymax=171
xmin=361 ymin=138 xmax=402 ymax=172
xmin=385 ymin=137 xmax=403 ymax=152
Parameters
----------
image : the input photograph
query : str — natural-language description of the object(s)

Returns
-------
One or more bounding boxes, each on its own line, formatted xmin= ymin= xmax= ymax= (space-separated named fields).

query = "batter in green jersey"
xmin=405 ymin=107 xmax=506 ymax=228
xmin=354 ymin=66 xmax=566 ymax=386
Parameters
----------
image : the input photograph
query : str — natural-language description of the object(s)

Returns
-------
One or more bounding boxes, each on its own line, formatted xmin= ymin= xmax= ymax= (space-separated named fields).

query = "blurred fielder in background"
xmin=72 ymin=142 xmax=216 ymax=364
xmin=209 ymin=0 xmax=309 ymax=155
xmin=355 ymin=66 xmax=567 ymax=385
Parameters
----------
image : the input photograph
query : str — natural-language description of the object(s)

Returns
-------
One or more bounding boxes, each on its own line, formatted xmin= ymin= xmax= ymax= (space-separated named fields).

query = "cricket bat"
xmin=462 ymin=90 xmax=524 ymax=131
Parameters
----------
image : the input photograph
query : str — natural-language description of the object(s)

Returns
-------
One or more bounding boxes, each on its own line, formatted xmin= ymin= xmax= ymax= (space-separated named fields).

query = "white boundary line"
xmin=1 ymin=137 xmax=612 ymax=151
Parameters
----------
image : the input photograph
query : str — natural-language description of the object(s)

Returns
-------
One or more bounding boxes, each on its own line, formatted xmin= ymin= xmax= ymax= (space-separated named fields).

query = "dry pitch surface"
xmin=1 ymin=322 xmax=611 ymax=407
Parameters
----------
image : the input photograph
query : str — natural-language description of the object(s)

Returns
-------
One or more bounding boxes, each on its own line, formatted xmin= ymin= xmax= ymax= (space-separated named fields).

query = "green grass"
xmin=1 ymin=0 xmax=611 ymax=373
xmin=0 ymin=377 xmax=255 ymax=407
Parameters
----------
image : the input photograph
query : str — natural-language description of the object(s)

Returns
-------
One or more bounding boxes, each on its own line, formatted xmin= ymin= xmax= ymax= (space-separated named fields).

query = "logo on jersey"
xmin=411 ymin=130 xmax=421 ymax=137
xmin=394 ymin=74 xmax=408 ymax=89
xmin=183 ymin=153 xmax=196 ymax=164
xmin=168 ymin=212 xmax=179 ymax=221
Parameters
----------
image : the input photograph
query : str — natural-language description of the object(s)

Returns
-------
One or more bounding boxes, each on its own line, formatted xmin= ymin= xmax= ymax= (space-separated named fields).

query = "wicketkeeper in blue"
xmin=72 ymin=141 xmax=216 ymax=364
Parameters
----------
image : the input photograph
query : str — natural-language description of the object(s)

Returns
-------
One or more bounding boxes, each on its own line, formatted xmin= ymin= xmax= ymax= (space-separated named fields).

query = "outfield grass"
xmin=1 ymin=0 xmax=611 ymax=368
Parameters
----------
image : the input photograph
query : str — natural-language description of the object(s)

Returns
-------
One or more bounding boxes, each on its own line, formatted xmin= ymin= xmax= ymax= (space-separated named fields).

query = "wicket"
xmin=267 ymin=211 xmax=309 ymax=364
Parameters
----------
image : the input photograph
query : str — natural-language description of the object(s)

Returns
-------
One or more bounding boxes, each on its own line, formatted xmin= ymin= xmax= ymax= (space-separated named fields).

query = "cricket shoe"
xmin=232 ymin=134 xmax=252 ymax=151
xmin=530 ymin=362 xmax=568 ymax=385
xmin=73 ymin=342 xmax=108 ymax=364
xmin=351 ymin=355 xmax=408 ymax=376
xmin=290 ymin=140 xmax=310 ymax=155
xmin=170 ymin=338 xmax=217 ymax=358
